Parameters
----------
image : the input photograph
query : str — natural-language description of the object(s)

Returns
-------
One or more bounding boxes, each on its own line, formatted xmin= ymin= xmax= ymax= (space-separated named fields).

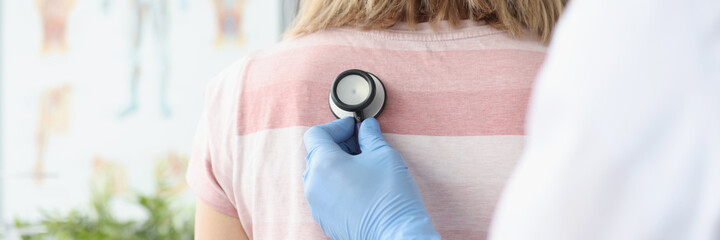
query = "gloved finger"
xmin=358 ymin=118 xmax=391 ymax=153
xmin=338 ymin=136 xmax=360 ymax=155
xmin=303 ymin=117 xmax=355 ymax=156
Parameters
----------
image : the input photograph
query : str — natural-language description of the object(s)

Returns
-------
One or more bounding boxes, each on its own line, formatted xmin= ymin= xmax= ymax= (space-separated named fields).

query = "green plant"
xmin=13 ymin=156 xmax=194 ymax=240
xmin=14 ymin=193 xmax=194 ymax=240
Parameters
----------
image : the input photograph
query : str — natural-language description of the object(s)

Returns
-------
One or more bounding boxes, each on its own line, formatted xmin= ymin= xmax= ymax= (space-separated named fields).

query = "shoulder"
xmin=249 ymin=29 xmax=365 ymax=62
xmin=203 ymin=56 xmax=251 ymax=101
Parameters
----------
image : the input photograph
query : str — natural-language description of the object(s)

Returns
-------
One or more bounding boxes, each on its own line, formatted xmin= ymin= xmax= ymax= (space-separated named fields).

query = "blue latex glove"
xmin=303 ymin=117 xmax=441 ymax=240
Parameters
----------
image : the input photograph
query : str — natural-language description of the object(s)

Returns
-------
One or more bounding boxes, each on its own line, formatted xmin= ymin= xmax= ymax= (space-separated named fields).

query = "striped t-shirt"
xmin=186 ymin=20 xmax=546 ymax=239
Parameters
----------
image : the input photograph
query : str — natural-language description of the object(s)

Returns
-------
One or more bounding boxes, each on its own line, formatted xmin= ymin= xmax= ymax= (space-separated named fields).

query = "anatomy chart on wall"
xmin=154 ymin=151 xmax=189 ymax=197
xmin=91 ymin=156 xmax=129 ymax=197
xmin=109 ymin=0 xmax=174 ymax=118
xmin=213 ymin=0 xmax=247 ymax=46
xmin=34 ymin=84 xmax=72 ymax=184
xmin=36 ymin=0 xmax=76 ymax=53
xmin=1 ymin=0 xmax=282 ymax=223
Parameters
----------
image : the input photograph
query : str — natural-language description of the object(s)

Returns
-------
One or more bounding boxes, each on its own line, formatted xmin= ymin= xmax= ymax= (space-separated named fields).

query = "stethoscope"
xmin=329 ymin=69 xmax=387 ymax=153
xmin=329 ymin=69 xmax=387 ymax=123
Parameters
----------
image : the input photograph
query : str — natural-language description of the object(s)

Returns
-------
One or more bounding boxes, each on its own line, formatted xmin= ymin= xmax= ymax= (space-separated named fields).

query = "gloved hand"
xmin=302 ymin=117 xmax=441 ymax=240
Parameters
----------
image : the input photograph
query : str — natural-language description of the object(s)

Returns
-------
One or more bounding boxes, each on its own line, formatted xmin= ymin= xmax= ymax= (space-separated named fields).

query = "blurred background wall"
xmin=0 ymin=0 xmax=297 ymax=238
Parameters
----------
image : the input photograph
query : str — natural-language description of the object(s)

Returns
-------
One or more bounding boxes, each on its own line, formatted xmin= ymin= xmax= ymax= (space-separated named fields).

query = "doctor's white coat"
xmin=490 ymin=0 xmax=720 ymax=239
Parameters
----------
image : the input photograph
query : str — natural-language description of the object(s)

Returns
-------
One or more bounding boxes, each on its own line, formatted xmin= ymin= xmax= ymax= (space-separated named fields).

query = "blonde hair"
xmin=285 ymin=0 xmax=566 ymax=43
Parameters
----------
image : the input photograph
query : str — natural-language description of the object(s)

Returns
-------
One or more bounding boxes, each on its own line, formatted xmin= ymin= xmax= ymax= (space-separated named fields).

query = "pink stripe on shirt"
xmin=236 ymin=80 xmax=533 ymax=136
xmin=237 ymin=47 xmax=543 ymax=136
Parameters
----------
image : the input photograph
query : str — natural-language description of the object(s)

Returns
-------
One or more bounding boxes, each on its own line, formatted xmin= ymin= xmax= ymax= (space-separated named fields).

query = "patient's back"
xmin=187 ymin=20 xmax=546 ymax=239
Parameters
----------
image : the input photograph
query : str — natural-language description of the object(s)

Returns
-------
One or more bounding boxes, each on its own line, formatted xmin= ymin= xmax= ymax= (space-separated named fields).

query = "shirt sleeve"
xmin=186 ymin=58 xmax=250 ymax=218
xmin=490 ymin=0 xmax=720 ymax=239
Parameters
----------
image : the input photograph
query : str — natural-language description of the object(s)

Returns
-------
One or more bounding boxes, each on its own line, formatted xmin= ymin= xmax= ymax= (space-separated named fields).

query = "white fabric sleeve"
xmin=489 ymin=0 xmax=720 ymax=239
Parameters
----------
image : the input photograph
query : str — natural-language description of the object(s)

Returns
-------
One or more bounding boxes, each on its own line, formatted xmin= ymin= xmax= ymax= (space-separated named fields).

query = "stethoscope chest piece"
xmin=329 ymin=69 xmax=387 ymax=122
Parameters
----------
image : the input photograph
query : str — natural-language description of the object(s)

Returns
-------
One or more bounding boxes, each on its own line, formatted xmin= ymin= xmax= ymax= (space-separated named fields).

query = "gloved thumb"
xmin=358 ymin=118 xmax=390 ymax=152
